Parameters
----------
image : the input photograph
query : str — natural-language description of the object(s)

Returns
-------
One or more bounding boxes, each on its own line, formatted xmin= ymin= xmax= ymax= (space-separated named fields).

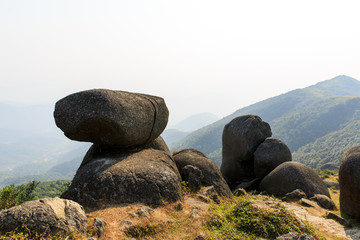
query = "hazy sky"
xmin=1 ymin=0 xmax=360 ymax=125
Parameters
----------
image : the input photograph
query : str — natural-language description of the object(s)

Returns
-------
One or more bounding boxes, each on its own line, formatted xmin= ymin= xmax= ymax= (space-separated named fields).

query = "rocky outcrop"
xmin=254 ymin=137 xmax=292 ymax=179
xmin=339 ymin=146 xmax=360 ymax=218
xmin=63 ymin=148 xmax=181 ymax=208
xmin=259 ymin=162 xmax=330 ymax=198
xmin=54 ymin=89 xmax=168 ymax=147
xmin=0 ymin=198 xmax=87 ymax=237
xmin=221 ymin=115 xmax=272 ymax=188
xmin=54 ymin=90 xmax=184 ymax=208
xmin=173 ymin=148 xmax=232 ymax=198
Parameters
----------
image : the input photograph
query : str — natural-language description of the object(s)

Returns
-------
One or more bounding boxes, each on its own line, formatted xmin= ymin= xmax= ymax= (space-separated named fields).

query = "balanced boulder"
xmin=54 ymin=89 xmax=169 ymax=147
xmin=254 ymin=137 xmax=292 ymax=179
xmin=0 ymin=198 xmax=87 ymax=237
xmin=173 ymin=148 xmax=233 ymax=198
xmin=221 ymin=115 xmax=272 ymax=188
xmin=259 ymin=162 xmax=330 ymax=198
xmin=339 ymin=146 xmax=360 ymax=218
xmin=62 ymin=148 xmax=181 ymax=207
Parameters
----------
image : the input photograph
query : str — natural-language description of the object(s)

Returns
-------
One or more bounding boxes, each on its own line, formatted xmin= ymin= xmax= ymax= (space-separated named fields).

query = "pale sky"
xmin=1 ymin=0 xmax=360 ymax=125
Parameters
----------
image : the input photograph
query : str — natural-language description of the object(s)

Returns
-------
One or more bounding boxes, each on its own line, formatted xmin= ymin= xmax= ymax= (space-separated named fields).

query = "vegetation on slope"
xmin=171 ymin=76 xmax=360 ymax=168
xmin=293 ymin=115 xmax=360 ymax=168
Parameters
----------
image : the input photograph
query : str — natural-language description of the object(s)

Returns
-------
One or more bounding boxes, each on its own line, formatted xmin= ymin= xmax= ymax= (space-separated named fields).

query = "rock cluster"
xmin=55 ymin=89 xmax=182 ymax=207
xmin=220 ymin=114 xmax=331 ymax=205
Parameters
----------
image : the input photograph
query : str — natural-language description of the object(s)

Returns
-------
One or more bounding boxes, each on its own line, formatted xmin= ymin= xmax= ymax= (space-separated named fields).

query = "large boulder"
xmin=54 ymin=89 xmax=169 ymax=147
xmin=79 ymin=136 xmax=170 ymax=168
xmin=259 ymin=162 xmax=330 ymax=198
xmin=254 ymin=137 xmax=292 ymax=179
xmin=0 ymin=198 xmax=87 ymax=237
xmin=62 ymin=147 xmax=181 ymax=208
xmin=339 ymin=146 xmax=360 ymax=218
xmin=173 ymin=149 xmax=233 ymax=198
xmin=221 ymin=115 xmax=272 ymax=188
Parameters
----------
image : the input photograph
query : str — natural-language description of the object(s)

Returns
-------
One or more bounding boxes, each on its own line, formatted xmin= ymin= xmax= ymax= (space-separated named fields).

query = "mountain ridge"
xmin=171 ymin=75 xmax=360 ymax=167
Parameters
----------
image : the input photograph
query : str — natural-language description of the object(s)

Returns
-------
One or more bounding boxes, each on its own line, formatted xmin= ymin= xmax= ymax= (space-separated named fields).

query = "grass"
xmin=205 ymin=194 xmax=320 ymax=240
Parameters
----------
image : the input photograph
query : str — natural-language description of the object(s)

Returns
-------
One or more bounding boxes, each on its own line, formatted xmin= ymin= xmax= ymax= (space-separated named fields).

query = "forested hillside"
xmin=171 ymin=75 xmax=360 ymax=168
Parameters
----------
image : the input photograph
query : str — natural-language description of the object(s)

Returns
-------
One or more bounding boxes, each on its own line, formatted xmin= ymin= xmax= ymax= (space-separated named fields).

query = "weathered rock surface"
xmin=221 ymin=115 xmax=272 ymax=188
xmin=0 ymin=198 xmax=87 ymax=237
xmin=181 ymin=165 xmax=203 ymax=192
xmin=281 ymin=189 xmax=307 ymax=202
xmin=62 ymin=148 xmax=181 ymax=208
xmin=254 ymin=137 xmax=292 ymax=179
xmin=339 ymin=145 xmax=360 ymax=218
xmin=54 ymin=89 xmax=169 ymax=147
xmin=80 ymin=136 xmax=170 ymax=168
xmin=310 ymin=194 xmax=336 ymax=210
xmin=173 ymin=148 xmax=232 ymax=198
xmin=259 ymin=162 xmax=330 ymax=198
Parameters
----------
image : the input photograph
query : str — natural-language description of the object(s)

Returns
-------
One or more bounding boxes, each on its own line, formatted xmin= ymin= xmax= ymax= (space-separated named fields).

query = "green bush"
xmin=0 ymin=181 xmax=38 ymax=210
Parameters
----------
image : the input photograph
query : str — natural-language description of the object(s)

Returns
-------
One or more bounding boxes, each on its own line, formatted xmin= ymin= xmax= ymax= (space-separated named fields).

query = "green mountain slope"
xmin=171 ymin=75 xmax=360 ymax=167
xmin=293 ymin=111 xmax=360 ymax=168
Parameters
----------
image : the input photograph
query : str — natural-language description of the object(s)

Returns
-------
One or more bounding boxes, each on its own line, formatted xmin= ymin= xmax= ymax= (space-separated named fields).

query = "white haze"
xmin=1 ymin=0 xmax=360 ymax=125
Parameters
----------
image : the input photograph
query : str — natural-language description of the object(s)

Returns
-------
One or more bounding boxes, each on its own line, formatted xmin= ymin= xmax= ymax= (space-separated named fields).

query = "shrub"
xmin=0 ymin=181 xmax=38 ymax=210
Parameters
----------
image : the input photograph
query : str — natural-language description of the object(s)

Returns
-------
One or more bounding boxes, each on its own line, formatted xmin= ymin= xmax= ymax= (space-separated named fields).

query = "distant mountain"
xmin=161 ymin=129 xmax=189 ymax=147
xmin=172 ymin=75 xmax=360 ymax=167
xmin=0 ymin=102 xmax=90 ymax=185
xmin=168 ymin=112 xmax=220 ymax=132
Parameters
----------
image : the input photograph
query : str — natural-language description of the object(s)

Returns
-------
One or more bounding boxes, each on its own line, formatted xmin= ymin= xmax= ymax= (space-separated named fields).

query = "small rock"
xmin=174 ymin=202 xmax=183 ymax=211
xmin=190 ymin=209 xmax=201 ymax=218
xmin=120 ymin=220 xmax=133 ymax=227
xmin=324 ymin=180 xmax=339 ymax=190
xmin=233 ymin=187 xmax=247 ymax=196
xmin=300 ymin=198 xmax=318 ymax=208
xmin=196 ymin=232 xmax=206 ymax=239
xmin=310 ymin=194 xmax=336 ymax=210
xmin=91 ymin=218 xmax=108 ymax=238
xmin=182 ymin=165 xmax=203 ymax=193
xmin=128 ymin=212 xmax=138 ymax=218
xmin=276 ymin=232 xmax=299 ymax=239
xmin=201 ymin=186 xmax=220 ymax=203
xmin=282 ymin=189 xmax=307 ymax=202
xmin=234 ymin=178 xmax=261 ymax=191
xmin=137 ymin=207 xmax=153 ymax=218
xmin=193 ymin=194 xmax=212 ymax=203
xmin=326 ymin=212 xmax=352 ymax=228
xmin=166 ymin=220 xmax=174 ymax=225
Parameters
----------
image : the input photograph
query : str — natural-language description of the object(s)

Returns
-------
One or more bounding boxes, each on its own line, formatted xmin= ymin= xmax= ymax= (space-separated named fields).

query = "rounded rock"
xmin=339 ymin=146 xmax=360 ymax=218
xmin=54 ymin=89 xmax=169 ymax=147
xmin=259 ymin=161 xmax=330 ymax=198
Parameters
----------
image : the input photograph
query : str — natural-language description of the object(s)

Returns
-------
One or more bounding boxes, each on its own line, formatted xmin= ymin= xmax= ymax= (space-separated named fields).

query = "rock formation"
xmin=221 ymin=115 xmax=272 ymax=188
xmin=55 ymin=89 xmax=182 ymax=208
xmin=339 ymin=145 xmax=360 ymax=218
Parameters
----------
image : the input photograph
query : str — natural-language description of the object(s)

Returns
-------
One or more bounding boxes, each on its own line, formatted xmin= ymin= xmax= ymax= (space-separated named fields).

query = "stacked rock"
xmin=221 ymin=115 xmax=330 ymax=200
xmin=54 ymin=89 xmax=182 ymax=208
